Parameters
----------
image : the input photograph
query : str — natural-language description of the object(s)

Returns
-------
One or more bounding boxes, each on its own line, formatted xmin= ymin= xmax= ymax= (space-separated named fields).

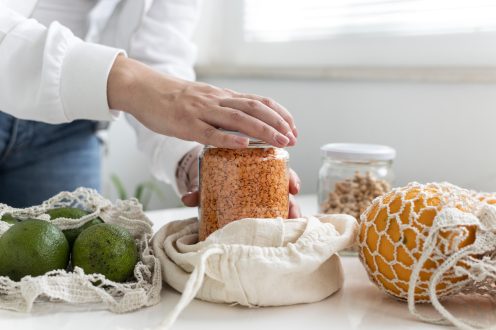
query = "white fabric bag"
xmin=151 ymin=214 xmax=358 ymax=328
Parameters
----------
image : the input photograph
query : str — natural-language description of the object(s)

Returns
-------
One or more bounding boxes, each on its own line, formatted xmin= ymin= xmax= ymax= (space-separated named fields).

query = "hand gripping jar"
xmin=198 ymin=135 xmax=290 ymax=241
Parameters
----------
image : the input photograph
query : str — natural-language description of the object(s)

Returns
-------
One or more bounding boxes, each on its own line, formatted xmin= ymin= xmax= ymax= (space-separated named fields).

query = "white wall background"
xmin=102 ymin=78 xmax=496 ymax=210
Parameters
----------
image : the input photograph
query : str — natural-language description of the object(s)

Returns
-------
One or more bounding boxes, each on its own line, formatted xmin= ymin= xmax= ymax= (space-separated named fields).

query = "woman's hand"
xmin=108 ymin=56 xmax=297 ymax=148
xmin=109 ymin=56 xmax=301 ymax=217
xmin=181 ymin=168 xmax=302 ymax=219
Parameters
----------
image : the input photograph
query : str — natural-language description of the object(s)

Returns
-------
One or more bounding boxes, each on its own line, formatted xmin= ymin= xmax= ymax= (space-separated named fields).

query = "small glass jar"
xmin=318 ymin=143 xmax=395 ymax=253
xmin=198 ymin=137 xmax=289 ymax=241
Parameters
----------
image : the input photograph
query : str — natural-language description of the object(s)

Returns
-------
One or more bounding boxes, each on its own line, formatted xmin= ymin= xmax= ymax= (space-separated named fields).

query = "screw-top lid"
xmin=221 ymin=130 xmax=261 ymax=143
xmin=320 ymin=143 xmax=396 ymax=161
xmin=218 ymin=130 xmax=269 ymax=146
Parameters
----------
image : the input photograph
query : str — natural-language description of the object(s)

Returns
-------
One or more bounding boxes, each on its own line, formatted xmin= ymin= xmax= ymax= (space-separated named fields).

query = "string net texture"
xmin=0 ymin=188 xmax=161 ymax=313
xmin=358 ymin=182 xmax=496 ymax=330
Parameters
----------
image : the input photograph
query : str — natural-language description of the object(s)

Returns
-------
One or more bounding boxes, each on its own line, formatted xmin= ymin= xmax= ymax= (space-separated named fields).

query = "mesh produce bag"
xmin=152 ymin=214 xmax=358 ymax=329
xmin=0 ymin=188 xmax=161 ymax=313
xmin=358 ymin=182 xmax=496 ymax=330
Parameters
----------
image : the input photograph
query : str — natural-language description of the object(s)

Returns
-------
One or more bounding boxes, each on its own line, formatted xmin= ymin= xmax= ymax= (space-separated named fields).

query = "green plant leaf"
xmin=135 ymin=181 xmax=166 ymax=210
xmin=110 ymin=174 xmax=128 ymax=200
xmin=141 ymin=188 xmax=152 ymax=211
xmin=109 ymin=175 xmax=166 ymax=210
xmin=134 ymin=183 xmax=145 ymax=203
xmin=141 ymin=181 xmax=166 ymax=200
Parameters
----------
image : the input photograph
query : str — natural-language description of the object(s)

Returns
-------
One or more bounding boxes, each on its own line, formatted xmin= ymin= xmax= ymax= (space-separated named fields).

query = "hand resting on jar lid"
xmin=108 ymin=56 xmax=298 ymax=149
xmin=108 ymin=56 xmax=301 ymax=219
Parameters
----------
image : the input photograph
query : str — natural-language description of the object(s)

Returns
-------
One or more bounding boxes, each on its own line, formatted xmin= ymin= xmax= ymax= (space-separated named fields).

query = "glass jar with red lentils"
xmin=198 ymin=135 xmax=289 ymax=241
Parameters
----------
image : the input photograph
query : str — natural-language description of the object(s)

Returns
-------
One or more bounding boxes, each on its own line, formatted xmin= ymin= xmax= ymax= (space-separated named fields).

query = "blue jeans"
xmin=0 ymin=112 xmax=101 ymax=207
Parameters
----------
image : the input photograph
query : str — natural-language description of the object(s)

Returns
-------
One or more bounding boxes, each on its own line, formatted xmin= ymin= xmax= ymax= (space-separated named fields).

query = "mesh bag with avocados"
xmin=0 ymin=188 xmax=161 ymax=313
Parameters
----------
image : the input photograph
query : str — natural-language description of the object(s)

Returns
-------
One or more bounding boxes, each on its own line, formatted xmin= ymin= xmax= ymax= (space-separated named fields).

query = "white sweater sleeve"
xmin=125 ymin=0 xmax=202 ymax=194
xmin=0 ymin=4 xmax=124 ymax=123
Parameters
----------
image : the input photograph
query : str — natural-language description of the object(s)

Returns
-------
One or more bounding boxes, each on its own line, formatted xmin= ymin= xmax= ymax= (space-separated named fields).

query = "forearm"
xmin=107 ymin=56 xmax=187 ymax=116
xmin=107 ymin=53 xmax=296 ymax=149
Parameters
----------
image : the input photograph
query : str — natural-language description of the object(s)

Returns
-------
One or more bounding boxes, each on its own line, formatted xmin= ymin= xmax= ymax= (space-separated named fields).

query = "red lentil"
xmin=199 ymin=146 xmax=289 ymax=240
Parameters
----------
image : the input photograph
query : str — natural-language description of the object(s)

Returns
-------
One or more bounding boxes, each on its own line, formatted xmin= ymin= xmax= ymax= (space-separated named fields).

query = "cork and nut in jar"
xmin=198 ymin=136 xmax=289 ymax=241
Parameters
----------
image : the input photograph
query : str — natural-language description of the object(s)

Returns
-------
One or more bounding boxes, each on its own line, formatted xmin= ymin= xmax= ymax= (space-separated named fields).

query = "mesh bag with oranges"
xmin=358 ymin=182 xmax=496 ymax=329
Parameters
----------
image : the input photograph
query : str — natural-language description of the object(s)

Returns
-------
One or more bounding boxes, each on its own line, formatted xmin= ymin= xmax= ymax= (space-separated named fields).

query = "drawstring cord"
xmin=158 ymin=247 xmax=224 ymax=330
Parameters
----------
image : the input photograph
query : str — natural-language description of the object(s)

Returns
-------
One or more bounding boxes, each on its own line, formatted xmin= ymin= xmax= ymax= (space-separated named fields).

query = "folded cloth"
xmin=151 ymin=214 xmax=358 ymax=329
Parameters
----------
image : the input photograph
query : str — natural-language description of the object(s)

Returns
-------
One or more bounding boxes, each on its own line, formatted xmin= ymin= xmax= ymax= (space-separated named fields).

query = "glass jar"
xmin=318 ymin=143 xmax=395 ymax=253
xmin=198 ymin=137 xmax=289 ymax=241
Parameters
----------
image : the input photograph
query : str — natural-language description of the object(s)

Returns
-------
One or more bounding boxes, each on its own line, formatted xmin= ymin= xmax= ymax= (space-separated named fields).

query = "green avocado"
xmin=0 ymin=220 xmax=70 ymax=281
xmin=47 ymin=207 xmax=103 ymax=246
xmin=72 ymin=223 xmax=138 ymax=283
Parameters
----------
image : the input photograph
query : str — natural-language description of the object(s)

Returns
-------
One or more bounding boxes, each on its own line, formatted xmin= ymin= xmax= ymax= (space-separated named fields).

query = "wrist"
xmin=107 ymin=56 xmax=189 ymax=117
xmin=107 ymin=55 xmax=138 ymax=113
xmin=176 ymin=145 xmax=202 ymax=195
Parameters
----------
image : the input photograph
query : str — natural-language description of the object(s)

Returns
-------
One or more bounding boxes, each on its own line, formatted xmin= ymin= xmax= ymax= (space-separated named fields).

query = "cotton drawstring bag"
xmin=358 ymin=182 xmax=496 ymax=330
xmin=0 ymin=188 xmax=162 ymax=313
xmin=151 ymin=214 xmax=358 ymax=329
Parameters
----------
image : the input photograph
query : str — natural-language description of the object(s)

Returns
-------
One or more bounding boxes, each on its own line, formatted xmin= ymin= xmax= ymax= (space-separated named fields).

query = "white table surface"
xmin=1 ymin=195 xmax=494 ymax=330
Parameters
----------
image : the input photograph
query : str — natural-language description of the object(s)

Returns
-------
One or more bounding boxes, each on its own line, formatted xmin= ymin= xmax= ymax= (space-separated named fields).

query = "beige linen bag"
xmin=152 ymin=214 xmax=358 ymax=328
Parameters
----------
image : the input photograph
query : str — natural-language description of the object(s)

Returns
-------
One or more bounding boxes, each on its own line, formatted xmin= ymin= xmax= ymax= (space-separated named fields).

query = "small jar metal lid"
xmin=216 ymin=130 xmax=270 ymax=147
xmin=320 ymin=143 xmax=396 ymax=161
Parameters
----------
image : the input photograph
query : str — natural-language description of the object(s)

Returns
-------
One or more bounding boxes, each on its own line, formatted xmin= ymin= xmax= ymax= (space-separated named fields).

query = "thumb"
xmin=181 ymin=190 xmax=199 ymax=207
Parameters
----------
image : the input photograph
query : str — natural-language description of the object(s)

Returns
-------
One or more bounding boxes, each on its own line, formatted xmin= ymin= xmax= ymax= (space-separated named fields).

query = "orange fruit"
xmin=477 ymin=192 xmax=496 ymax=205
xmin=358 ymin=182 xmax=479 ymax=302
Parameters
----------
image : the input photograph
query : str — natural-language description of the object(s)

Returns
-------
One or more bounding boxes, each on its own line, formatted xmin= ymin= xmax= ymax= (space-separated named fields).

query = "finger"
xmin=200 ymin=107 xmax=290 ymax=148
xmin=288 ymin=195 xmax=301 ymax=218
xmin=191 ymin=121 xmax=249 ymax=148
xmin=219 ymin=98 xmax=296 ymax=146
xmin=181 ymin=191 xmax=199 ymax=207
xmin=289 ymin=169 xmax=301 ymax=195
xmin=229 ymin=93 xmax=297 ymax=138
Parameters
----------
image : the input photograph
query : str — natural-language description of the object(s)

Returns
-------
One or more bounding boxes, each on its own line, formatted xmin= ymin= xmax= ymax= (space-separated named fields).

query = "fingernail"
xmin=296 ymin=182 xmax=301 ymax=192
xmin=235 ymin=136 xmax=249 ymax=147
xmin=292 ymin=126 xmax=298 ymax=137
xmin=187 ymin=188 xmax=198 ymax=194
xmin=286 ymin=131 xmax=296 ymax=146
xmin=275 ymin=133 xmax=290 ymax=146
xmin=183 ymin=191 xmax=194 ymax=197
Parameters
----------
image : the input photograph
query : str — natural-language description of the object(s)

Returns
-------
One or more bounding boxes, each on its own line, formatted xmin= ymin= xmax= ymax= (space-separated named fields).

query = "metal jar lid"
xmin=212 ymin=130 xmax=270 ymax=147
